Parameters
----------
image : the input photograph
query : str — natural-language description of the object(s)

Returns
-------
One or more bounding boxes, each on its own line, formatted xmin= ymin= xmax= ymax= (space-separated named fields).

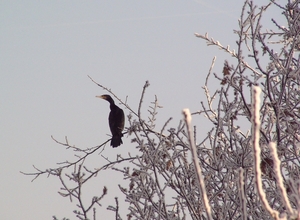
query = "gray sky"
xmin=1 ymin=1 xmax=282 ymax=219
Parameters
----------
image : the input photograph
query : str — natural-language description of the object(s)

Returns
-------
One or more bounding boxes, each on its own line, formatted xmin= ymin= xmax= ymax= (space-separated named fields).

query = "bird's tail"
xmin=111 ymin=134 xmax=123 ymax=148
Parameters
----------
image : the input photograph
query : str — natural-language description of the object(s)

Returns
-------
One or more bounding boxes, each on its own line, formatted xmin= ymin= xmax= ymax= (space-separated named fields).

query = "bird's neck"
xmin=110 ymin=103 xmax=117 ymax=110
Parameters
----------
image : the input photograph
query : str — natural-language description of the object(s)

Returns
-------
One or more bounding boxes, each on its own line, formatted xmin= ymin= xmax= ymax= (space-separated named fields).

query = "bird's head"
xmin=96 ymin=94 xmax=114 ymax=104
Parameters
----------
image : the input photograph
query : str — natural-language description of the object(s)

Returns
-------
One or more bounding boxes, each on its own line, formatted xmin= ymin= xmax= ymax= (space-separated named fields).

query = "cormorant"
xmin=96 ymin=94 xmax=125 ymax=148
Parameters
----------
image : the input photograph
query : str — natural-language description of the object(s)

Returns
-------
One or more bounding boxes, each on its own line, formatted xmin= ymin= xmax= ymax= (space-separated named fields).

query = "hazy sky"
xmin=1 ymin=1 xmax=283 ymax=219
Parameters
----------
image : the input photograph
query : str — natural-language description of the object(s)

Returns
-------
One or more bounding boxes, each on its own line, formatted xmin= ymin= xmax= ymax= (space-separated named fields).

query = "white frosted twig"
xmin=182 ymin=109 xmax=212 ymax=220
xmin=194 ymin=32 xmax=262 ymax=77
xmin=269 ymin=142 xmax=293 ymax=215
xmin=251 ymin=86 xmax=280 ymax=219
xmin=201 ymin=56 xmax=218 ymax=120
xmin=238 ymin=168 xmax=247 ymax=220
xmin=205 ymin=56 xmax=216 ymax=87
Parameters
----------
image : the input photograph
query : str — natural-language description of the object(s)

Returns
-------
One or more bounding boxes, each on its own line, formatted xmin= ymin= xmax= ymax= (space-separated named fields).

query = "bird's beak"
xmin=96 ymin=95 xmax=104 ymax=99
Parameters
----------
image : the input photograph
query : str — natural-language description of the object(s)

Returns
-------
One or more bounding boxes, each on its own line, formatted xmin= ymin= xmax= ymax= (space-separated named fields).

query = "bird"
xmin=96 ymin=94 xmax=125 ymax=148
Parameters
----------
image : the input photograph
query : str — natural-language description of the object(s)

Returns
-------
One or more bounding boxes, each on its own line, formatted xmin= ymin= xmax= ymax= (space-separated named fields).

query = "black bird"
xmin=96 ymin=94 xmax=125 ymax=148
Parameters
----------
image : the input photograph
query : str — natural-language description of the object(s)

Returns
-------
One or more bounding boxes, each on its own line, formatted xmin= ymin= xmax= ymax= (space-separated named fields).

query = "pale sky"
xmin=1 ymin=1 xmax=282 ymax=219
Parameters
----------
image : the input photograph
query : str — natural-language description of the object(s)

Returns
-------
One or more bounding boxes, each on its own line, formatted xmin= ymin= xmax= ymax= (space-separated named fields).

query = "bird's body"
xmin=97 ymin=94 xmax=125 ymax=148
